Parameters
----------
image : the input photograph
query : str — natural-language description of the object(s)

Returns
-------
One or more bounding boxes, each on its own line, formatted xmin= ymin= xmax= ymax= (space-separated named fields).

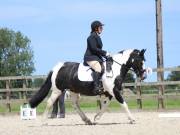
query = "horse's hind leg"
xmin=42 ymin=89 xmax=61 ymax=124
xmin=71 ymin=91 xmax=93 ymax=125
xmin=94 ymin=95 xmax=111 ymax=122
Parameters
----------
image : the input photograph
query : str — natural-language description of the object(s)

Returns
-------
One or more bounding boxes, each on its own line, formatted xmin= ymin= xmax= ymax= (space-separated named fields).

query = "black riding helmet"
xmin=91 ymin=20 xmax=104 ymax=32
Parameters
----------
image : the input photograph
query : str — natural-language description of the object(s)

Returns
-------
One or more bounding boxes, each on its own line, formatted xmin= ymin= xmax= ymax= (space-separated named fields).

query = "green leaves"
xmin=124 ymin=73 xmax=135 ymax=83
xmin=166 ymin=66 xmax=180 ymax=89
xmin=0 ymin=28 xmax=35 ymax=76
xmin=167 ymin=66 xmax=180 ymax=81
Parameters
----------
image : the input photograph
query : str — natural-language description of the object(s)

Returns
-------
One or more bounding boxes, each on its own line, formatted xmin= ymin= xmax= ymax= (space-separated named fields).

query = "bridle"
xmin=109 ymin=56 xmax=145 ymax=80
xmin=112 ymin=59 xmax=134 ymax=72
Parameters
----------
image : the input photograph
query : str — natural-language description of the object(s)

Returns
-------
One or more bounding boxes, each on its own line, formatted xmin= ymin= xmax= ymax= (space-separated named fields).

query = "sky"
xmin=0 ymin=0 xmax=180 ymax=81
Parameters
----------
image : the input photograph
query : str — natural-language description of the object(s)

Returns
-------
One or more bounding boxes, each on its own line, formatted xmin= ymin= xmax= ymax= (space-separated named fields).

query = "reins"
xmin=110 ymin=58 xmax=135 ymax=72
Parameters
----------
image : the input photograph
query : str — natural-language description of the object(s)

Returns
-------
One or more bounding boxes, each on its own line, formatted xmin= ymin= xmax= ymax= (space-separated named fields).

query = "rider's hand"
xmin=105 ymin=52 xmax=113 ymax=60
xmin=106 ymin=52 xmax=112 ymax=57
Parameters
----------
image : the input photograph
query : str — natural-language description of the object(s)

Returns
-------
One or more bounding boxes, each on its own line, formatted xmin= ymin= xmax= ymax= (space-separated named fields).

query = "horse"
xmin=29 ymin=49 xmax=147 ymax=125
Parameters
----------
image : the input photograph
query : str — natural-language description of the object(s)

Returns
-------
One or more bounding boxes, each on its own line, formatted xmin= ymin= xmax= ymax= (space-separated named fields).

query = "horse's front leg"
xmin=71 ymin=92 xmax=93 ymax=125
xmin=113 ymin=87 xmax=135 ymax=124
xmin=94 ymin=95 xmax=111 ymax=122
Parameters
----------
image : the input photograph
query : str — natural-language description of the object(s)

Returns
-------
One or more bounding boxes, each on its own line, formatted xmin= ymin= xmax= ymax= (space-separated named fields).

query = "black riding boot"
xmin=92 ymin=72 xmax=103 ymax=95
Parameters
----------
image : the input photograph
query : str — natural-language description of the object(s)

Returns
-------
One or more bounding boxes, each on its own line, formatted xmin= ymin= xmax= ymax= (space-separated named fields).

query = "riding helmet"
xmin=91 ymin=20 xmax=104 ymax=31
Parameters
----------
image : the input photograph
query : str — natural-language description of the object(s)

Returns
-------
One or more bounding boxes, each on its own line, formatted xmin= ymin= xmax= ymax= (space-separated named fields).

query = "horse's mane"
xmin=118 ymin=49 xmax=140 ymax=54
xmin=112 ymin=49 xmax=134 ymax=64
xmin=118 ymin=50 xmax=125 ymax=54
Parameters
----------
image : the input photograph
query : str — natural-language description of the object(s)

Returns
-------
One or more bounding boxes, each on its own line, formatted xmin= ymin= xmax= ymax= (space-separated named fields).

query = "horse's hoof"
xmin=41 ymin=118 xmax=48 ymax=126
xmin=128 ymin=116 xmax=135 ymax=124
xmin=41 ymin=122 xmax=48 ymax=126
xmin=85 ymin=119 xmax=93 ymax=125
xmin=129 ymin=119 xmax=136 ymax=124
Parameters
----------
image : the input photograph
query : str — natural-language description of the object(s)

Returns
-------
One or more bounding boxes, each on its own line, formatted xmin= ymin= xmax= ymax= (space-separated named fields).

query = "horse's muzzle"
xmin=140 ymin=70 xmax=147 ymax=80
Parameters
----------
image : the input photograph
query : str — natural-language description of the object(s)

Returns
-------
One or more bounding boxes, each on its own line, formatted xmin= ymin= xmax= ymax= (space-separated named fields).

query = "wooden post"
xmin=155 ymin=0 xmax=165 ymax=109
xmin=22 ymin=79 xmax=27 ymax=103
xmin=136 ymin=78 xmax=142 ymax=109
xmin=6 ymin=80 xmax=11 ymax=112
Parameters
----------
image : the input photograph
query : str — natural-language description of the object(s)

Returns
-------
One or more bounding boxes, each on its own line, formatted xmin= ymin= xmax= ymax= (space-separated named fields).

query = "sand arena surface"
xmin=0 ymin=111 xmax=180 ymax=135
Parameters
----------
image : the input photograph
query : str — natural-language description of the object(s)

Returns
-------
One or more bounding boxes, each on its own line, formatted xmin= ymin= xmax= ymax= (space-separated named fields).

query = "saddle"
xmin=78 ymin=58 xmax=113 ymax=81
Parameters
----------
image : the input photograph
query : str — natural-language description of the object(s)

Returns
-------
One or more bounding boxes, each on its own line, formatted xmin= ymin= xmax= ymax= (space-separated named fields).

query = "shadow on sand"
xmin=29 ymin=121 xmax=134 ymax=127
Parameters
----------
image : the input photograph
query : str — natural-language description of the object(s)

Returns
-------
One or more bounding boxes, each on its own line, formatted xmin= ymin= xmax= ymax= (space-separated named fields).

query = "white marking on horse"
xmin=102 ymin=49 xmax=134 ymax=96
xmin=51 ymin=62 xmax=64 ymax=91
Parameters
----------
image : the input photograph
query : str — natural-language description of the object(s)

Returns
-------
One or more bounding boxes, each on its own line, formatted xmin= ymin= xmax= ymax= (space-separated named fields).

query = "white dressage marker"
xmin=159 ymin=112 xmax=180 ymax=118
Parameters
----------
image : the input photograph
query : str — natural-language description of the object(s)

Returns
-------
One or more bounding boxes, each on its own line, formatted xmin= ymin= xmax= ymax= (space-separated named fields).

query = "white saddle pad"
xmin=78 ymin=63 xmax=93 ymax=81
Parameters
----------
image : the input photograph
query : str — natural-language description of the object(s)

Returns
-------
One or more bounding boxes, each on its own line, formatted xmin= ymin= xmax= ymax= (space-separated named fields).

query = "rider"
xmin=84 ymin=20 xmax=110 ymax=94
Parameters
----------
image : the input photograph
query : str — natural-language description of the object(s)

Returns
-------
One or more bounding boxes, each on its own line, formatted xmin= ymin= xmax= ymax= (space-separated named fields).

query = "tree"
xmin=166 ymin=66 xmax=180 ymax=89
xmin=124 ymin=72 xmax=135 ymax=91
xmin=167 ymin=66 xmax=180 ymax=81
xmin=0 ymin=28 xmax=35 ymax=76
xmin=124 ymin=72 xmax=135 ymax=83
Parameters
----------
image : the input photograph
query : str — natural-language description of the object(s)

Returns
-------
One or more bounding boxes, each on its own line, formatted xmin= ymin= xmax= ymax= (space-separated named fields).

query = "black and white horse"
xmin=29 ymin=49 xmax=147 ymax=125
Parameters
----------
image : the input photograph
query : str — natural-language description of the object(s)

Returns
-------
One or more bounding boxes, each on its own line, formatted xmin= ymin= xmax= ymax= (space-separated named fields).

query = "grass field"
xmin=0 ymin=97 xmax=180 ymax=113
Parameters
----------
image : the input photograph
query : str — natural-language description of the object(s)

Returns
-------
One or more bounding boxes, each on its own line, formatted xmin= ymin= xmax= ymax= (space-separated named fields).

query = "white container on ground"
xmin=20 ymin=104 xmax=36 ymax=120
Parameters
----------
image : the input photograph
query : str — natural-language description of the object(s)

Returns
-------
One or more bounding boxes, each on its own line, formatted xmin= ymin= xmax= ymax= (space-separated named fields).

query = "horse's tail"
xmin=29 ymin=71 xmax=53 ymax=108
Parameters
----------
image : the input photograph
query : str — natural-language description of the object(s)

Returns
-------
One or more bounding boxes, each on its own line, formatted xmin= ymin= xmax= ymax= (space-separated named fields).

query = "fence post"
xmin=22 ymin=79 xmax=27 ymax=103
xmin=158 ymin=85 xmax=165 ymax=109
xmin=136 ymin=78 xmax=142 ymax=109
xmin=6 ymin=80 xmax=11 ymax=112
xmin=155 ymin=0 xmax=165 ymax=109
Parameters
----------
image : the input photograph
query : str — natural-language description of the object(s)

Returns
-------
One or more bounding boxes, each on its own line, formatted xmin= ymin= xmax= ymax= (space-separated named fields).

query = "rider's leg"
xmin=87 ymin=61 xmax=102 ymax=73
xmin=87 ymin=61 xmax=102 ymax=94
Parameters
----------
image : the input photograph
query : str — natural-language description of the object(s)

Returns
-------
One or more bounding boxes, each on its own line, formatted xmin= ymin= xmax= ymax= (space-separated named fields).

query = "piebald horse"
xmin=29 ymin=49 xmax=147 ymax=125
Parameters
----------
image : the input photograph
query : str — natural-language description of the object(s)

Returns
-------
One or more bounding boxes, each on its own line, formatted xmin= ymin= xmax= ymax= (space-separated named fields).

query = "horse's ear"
xmin=140 ymin=49 xmax=146 ymax=56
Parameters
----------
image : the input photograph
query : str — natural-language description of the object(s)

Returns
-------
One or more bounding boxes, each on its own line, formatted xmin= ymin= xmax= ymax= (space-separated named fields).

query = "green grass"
xmin=0 ymin=98 xmax=180 ymax=113
xmin=166 ymin=98 xmax=180 ymax=109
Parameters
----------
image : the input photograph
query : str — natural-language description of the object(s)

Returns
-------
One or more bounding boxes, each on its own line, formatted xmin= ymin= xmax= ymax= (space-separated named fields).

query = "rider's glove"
xmin=106 ymin=52 xmax=112 ymax=57
xmin=105 ymin=52 xmax=112 ymax=60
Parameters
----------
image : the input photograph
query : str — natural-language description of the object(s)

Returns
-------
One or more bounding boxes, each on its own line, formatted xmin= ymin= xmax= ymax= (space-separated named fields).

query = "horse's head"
xmin=127 ymin=49 xmax=146 ymax=80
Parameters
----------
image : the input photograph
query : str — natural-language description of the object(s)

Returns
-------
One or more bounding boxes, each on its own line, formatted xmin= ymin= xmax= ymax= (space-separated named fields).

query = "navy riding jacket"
xmin=84 ymin=32 xmax=107 ymax=65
